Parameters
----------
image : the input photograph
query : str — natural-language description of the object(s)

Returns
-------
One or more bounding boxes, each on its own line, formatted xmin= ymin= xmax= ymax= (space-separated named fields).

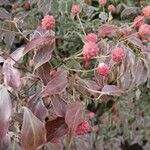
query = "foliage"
xmin=0 ymin=0 xmax=150 ymax=149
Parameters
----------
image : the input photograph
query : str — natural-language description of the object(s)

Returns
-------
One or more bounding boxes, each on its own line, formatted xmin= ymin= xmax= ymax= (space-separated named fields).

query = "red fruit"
xmin=108 ymin=4 xmax=116 ymax=13
xmin=11 ymin=2 xmax=18 ymax=10
xmin=75 ymin=121 xmax=90 ymax=135
xmin=96 ymin=63 xmax=110 ymax=77
xmin=133 ymin=16 xmax=144 ymax=28
xmin=98 ymin=0 xmax=107 ymax=6
xmin=111 ymin=47 xmax=125 ymax=63
xmin=42 ymin=15 xmax=56 ymax=30
xmin=142 ymin=6 xmax=150 ymax=18
xmin=24 ymin=2 xmax=31 ymax=10
xmin=82 ymin=42 xmax=99 ymax=60
xmin=91 ymin=126 xmax=99 ymax=132
xmin=71 ymin=5 xmax=81 ymax=15
xmin=29 ymin=60 xmax=34 ymax=67
xmin=88 ymin=112 xmax=95 ymax=119
xmin=84 ymin=33 xmax=98 ymax=43
xmin=138 ymin=24 xmax=150 ymax=37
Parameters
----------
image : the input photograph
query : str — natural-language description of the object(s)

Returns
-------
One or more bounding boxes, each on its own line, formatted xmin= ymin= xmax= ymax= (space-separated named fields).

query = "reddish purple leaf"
xmin=21 ymin=107 xmax=46 ymax=150
xmin=121 ymin=7 xmax=139 ymax=18
xmin=51 ymin=95 xmax=67 ymax=118
xmin=0 ymin=0 xmax=9 ymax=5
xmin=46 ymin=141 xmax=63 ymax=150
xmin=28 ymin=95 xmax=48 ymax=122
xmin=131 ymin=60 xmax=148 ymax=87
xmin=98 ymin=24 xmax=118 ymax=37
xmin=76 ymin=79 xmax=100 ymax=97
xmin=102 ymin=85 xmax=125 ymax=96
xmin=45 ymin=117 xmax=68 ymax=142
xmin=44 ymin=70 xmax=68 ymax=96
xmin=128 ymin=36 xmax=146 ymax=51
xmin=23 ymin=36 xmax=55 ymax=55
xmin=0 ymin=135 xmax=9 ymax=150
xmin=12 ymin=112 xmax=23 ymax=124
xmin=37 ymin=63 xmax=51 ymax=85
xmin=3 ymin=64 xmax=21 ymax=90
xmin=4 ymin=47 xmax=24 ymax=66
xmin=65 ymin=102 xmax=83 ymax=134
xmin=0 ymin=8 xmax=11 ymax=19
xmin=33 ymin=38 xmax=55 ymax=69
xmin=0 ymin=85 xmax=11 ymax=141
xmin=32 ymin=26 xmax=48 ymax=38
xmin=4 ymin=32 xmax=15 ymax=48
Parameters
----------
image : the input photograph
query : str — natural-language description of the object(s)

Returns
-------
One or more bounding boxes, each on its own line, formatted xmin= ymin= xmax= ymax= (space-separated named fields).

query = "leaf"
xmin=0 ymin=0 xmax=9 ymax=5
xmin=3 ymin=63 xmax=21 ymax=90
xmin=21 ymin=107 xmax=46 ymax=150
xmin=0 ymin=8 xmax=11 ymax=20
xmin=37 ymin=63 xmax=51 ymax=86
xmin=33 ymin=38 xmax=55 ymax=69
xmin=23 ymin=36 xmax=55 ymax=55
xmin=45 ymin=117 xmax=68 ymax=142
xmin=46 ymin=142 xmax=63 ymax=150
xmin=0 ymin=135 xmax=10 ymax=150
xmin=76 ymin=79 xmax=100 ymax=98
xmin=4 ymin=47 xmax=24 ymax=66
xmin=102 ymin=85 xmax=125 ymax=96
xmin=44 ymin=70 xmax=68 ymax=96
xmin=32 ymin=26 xmax=48 ymax=39
xmin=128 ymin=36 xmax=146 ymax=51
xmin=131 ymin=59 xmax=148 ymax=87
xmin=98 ymin=24 xmax=118 ymax=37
xmin=51 ymin=95 xmax=67 ymax=118
xmin=0 ymin=85 xmax=11 ymax=141
xmin=28 ymin=95 xmax=48 ymax=122
xmin=4 ymin=32 xmax=15 ymax=48
xmin=121 ymin=7 xmax=139 ymax=18
xmin=65 ymin=102 xmax=83 ymax=134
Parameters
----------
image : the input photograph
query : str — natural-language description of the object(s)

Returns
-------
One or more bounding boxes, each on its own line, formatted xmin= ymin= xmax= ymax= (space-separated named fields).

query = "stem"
xmin=77 ymin=14 xmax=86 ymax=36
xmin=63 ymin=64 xmax=96 ymax=73
xmin=0 ymin=28 xmax=20 ymax=35
xmin=13 ymin=21 xmax=29 ymax=41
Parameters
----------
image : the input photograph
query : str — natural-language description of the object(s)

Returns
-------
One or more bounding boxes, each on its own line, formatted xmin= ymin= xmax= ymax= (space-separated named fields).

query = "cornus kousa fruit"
xmin=71 ymin=5 xmax=81 ymax=15
xmin=98 ymin=0 xmax=107 ymax=6
xmin=12 ymin=2 xmax=18 ymax=10
xmin=91 ymin=126 xmax=99 ymax=133
xmin=75 ymin=121 xmax=90 ymax=135
xmin=29 ymin=59 xmax=34 ymax=67
xmin=111 ymin=47 xmax=125 ymax=63
xmin=138 ymin=24 xmax=150 ymax=37
xmin=142 ymin=6 xmax=150 ymax=18
xmin=42 ymin=15 xmax=55 ymax=30
xmin=108 ymin=4 xmax=116 ymax=13
xmin=88 ymin=112 xmax=95 ymax=119
xmin=82 ymin=42 xmax=99 ymax=60
xmin=24 ymin=2 xmax=31 ymax=10
xmin=133 ymin=16 xmax=144 ymax=28
xmin=96 ymin=63 xmax=110 ymax=77
xmin=84 ymin=33 xmax=98 ymax=43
